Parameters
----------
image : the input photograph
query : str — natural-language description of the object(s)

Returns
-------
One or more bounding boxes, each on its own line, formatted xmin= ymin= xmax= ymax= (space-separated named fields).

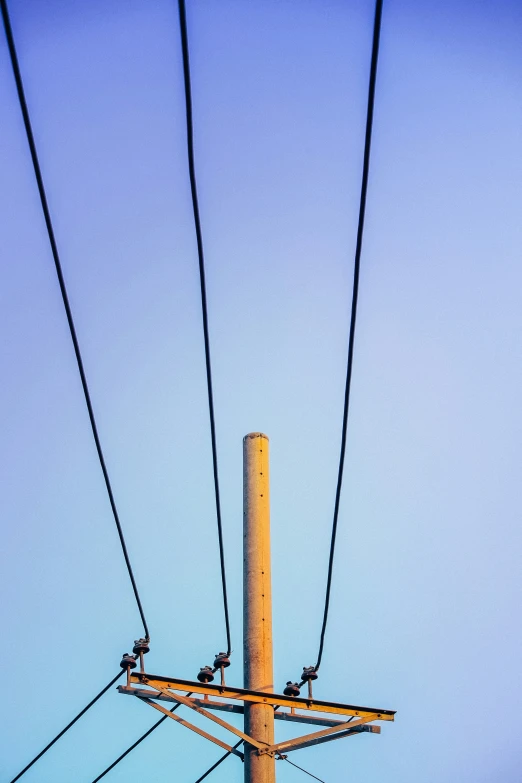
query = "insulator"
xmin=120 ymin=653 xmax=137 ymax=670
xmin=301 ymin=666 xmax=318 ymax=681
xmin=133 ymin=638 xmax=150 ymax=656
xmin=213 ymin=652 xmax=230 ymax=669
xmin=197 ymin=666 xmax=215 ymax=683
xmin=283 ymin=681 xmax=301 ymax=697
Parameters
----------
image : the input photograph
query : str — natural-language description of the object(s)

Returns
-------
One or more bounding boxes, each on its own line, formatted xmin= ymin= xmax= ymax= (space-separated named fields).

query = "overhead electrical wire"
xmin=284 ymin=757 xmax=327 ymax=783
xmin=177 ymin=0 xmax=232 ymax=656
xmin=2 ymin=0 xmax=383 ymax=775
xmin=0 ymin=0 xmax=149 ymax=641
xmin=89 ymin=700 xmax=185 ymax=783
xmin=194 ymin=741 xmax=244 ymax=783
xmin=8 ymin=671 xmax=124 ymax=783
xmin=313 ymin=0 xmax=384 ymax=672
xmin=89 ymin=719 xmax=240 ymax=783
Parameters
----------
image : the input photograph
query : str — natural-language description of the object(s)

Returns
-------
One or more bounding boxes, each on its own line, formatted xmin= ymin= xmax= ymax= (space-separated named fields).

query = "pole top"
xmin=244 ymin=432 xmax=269 ymax=441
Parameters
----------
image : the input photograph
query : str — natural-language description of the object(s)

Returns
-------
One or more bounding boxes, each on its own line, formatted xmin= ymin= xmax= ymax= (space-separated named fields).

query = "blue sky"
xmin=1 ymin=0 xmax=521 ymax=781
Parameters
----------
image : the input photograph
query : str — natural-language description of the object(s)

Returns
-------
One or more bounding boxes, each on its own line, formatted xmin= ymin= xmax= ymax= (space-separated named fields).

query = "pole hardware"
xmin=197 ymin=666 xmax=215 ymax=683
xmin=213 ymin=652 xmax=230 ymax=668
xmin=255 ymin=714 xmax=381 ymax=757
xmin=120 ymin=653 xmax=137 ymax=669
xmin=120 ymin=686 xmax=358 ymax=727
xmin=119 ymin=653 xmax=137 ymax=687
xmin=139 ymin=695 xmax=245 ymax=760
xmin=120 ymin=674 xmax=395 ymax=719
xmin=284 ymin=682 xmax=301 ymax=697
xmin=301 ymin=666 xmax=318 ymax=699
xmin=213 ymin=652 xmax=231 ymax=685
xmin=133 ymin=638 xmax=150 ymax=673
xmin=119 ymin=673 xmax=392 ymax=765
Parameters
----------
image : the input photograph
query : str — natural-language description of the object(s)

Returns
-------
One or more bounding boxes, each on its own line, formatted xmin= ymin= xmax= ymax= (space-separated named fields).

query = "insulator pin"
xmin=133 ymin=638 xmax=150 ymax=656
xmin=120 ymin=653 xmax=137 ymax=670
xmin=197 ymin=666 xmax=215 ymax=683
xmin=283 ymin=681 xmax=301 ymax=697
xmin=213 ymin=652 xmax=230 ymax=669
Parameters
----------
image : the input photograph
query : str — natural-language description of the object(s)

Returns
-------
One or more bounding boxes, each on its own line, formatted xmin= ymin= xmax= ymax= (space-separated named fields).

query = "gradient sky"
xmin=1 ymin=0 xmax=522 ymax=781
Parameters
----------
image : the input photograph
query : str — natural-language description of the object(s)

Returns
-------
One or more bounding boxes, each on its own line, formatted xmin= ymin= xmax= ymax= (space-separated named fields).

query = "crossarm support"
xmin=258 ymin=714 xmax=380 ymax=756
xmin=152 ymin=683 xmax=268 ymax=751
xmin=137 ymin=696 xmax=244 ymax=759
xmin=279 ymin=725 xmax=381 ymax=754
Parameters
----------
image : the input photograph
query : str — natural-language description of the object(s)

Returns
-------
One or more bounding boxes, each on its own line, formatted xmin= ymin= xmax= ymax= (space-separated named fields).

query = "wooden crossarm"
xmin=131 ymin=673 xmax=395 ymax=721
xmin=119 ymin=686 xmax=355 ymax=727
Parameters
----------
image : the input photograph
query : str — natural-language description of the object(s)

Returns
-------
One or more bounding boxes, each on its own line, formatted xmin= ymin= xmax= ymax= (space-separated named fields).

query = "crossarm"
xmin=132 ymin=673 xmax=395 ymax=721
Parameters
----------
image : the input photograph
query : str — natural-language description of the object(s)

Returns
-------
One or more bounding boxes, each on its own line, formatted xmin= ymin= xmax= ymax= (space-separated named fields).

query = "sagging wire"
xmin=289 ymin=0 xmax=385 ymax=690
xmin=90 ymin=699 xmax=187 ymax=782
xmin=8 ymin=671 xmax=124 ymax=783
xmin=0 ymin=0 xmax=150 ymax=642
xmin=194 ymin=741 xmax=244 ymax=783
xmin=89 ymin=690 xmax=236 ymax=782
xmin=283 ymin=756 xmax=327 ymax=783
xmin=176 ymin=0 xmax=232 ymax=657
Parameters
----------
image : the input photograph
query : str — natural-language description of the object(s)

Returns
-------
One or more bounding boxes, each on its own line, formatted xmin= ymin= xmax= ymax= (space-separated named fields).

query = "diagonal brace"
xmin=277 ymin=725 xmax=380 ymax=754
xmin=152 ymin=683 xmax=269 ymax=751
xmin=137 ymin=696 xmax=244 ymax=759
xmin=258 ymin=714 xmax=380 ymax=756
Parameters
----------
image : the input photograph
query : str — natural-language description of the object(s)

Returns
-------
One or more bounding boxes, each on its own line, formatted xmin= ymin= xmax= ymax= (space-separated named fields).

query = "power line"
xmin=284 ymin=757 xmax=327 ymax=783
xmin=0 ymin=0 xmax=150 ymax=642
xmin=90 ymin=701 xmax=184 ymax=782
xmin=314 ymin=0 xmax=384 ymax=672
xmin=194 ymin=741 xmax=243 ymax=783
xmin=8 ymin=671 xmax=124 ymax=783
xmin=89 ymin=715 xmax=239 ymax=783
xmin=177 ymin=0 xmax=232 ymax=657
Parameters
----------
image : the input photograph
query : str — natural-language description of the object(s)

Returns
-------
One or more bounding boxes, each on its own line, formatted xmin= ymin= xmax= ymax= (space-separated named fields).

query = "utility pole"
xmin=243 ymin=432 xmax=275 ymax=783
xmin=118 ymin=434 xmax=394 ymax=777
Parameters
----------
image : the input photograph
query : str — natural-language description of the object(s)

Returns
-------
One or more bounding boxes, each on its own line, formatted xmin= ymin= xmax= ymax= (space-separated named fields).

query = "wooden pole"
xmin=243 ymin=433 xmax=276 ymax=783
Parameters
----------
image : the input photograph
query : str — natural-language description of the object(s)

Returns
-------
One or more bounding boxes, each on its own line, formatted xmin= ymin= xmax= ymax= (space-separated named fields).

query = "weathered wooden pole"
xmin=243 ymin=432 xmax=276 ymax=783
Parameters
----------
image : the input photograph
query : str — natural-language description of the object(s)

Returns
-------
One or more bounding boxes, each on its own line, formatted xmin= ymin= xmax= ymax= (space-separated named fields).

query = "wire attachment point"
xmin=301 ymin=666 xmax=318 ymax=699
xmin=283 ymin=681 xmax=301 ymax=697
xmin=133 ymin=638 xmax=150 ymax=673
xmin=213 ymin=652 xmax=230 ymax=685
xmin=197 ymin=666 xmax=215 ymax=684
xmin=120 ymin=653 xmax=137 ymax=687
xmin=120 ymin=653 xmax=137 ymax=670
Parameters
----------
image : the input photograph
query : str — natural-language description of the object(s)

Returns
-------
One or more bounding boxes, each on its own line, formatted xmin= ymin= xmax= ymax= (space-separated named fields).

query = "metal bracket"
xmin=284 ymin=724 xmax=381 ymax=753
xmin=257 ymin=714 xmax=379 ymax=756
xmin=127 ymin=672 xmax=395 ymax=721
xmin=150 ymin=682 xmax=268 ymax=751
xmin=120 ymin=686 xmax=359 ymax=727
xmin=120 ymin=672 xmax=394 ymax=760
xmin=138 ymin=696 xmax=244 ymax=759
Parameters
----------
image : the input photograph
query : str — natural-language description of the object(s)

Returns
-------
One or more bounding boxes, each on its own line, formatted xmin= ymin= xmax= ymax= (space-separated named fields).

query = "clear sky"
xmin=1 ymin=0 xmax=521 ymax=781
